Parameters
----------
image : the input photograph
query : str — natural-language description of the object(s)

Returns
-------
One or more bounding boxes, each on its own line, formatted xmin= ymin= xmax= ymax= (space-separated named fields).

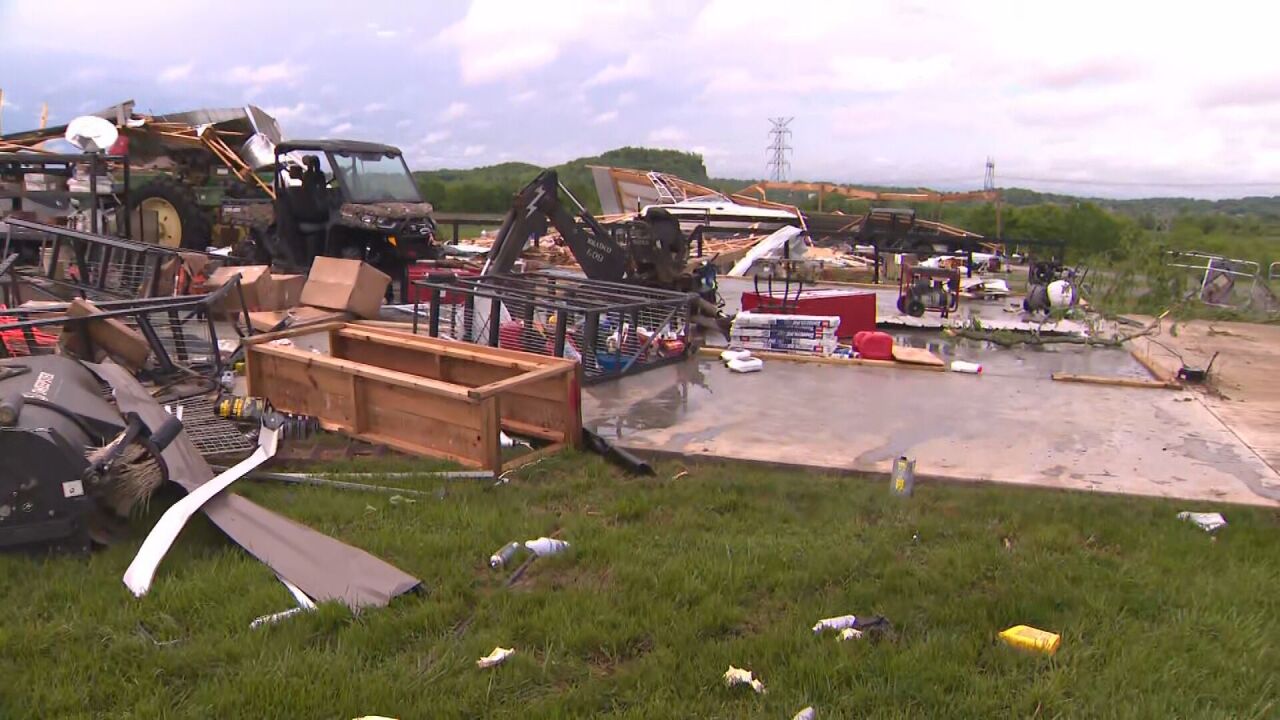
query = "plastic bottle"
xmin=489 ymin=541 xmax=522 ymax=569
xmin=999 ymin=625 xmax=1061 ymax=655
xmin=950 ymin=360 xmax=983 ymax=374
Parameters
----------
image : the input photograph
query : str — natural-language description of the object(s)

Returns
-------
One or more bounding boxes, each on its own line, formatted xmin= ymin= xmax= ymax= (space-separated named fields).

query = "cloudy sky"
xmin=1 ymin=0 xmax=1278 ymax=198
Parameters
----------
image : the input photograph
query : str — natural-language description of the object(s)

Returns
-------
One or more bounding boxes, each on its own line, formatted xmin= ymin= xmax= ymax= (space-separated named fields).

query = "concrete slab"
xmin=583 ymin=342 xmax=1280 ymax=507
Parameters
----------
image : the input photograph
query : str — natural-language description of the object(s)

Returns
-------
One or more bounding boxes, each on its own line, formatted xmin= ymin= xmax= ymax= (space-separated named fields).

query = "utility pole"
xmin=985 ymin=156 xmax=1002 ymax=239
xmin=767 ymin=117 xmax=793 ymax=182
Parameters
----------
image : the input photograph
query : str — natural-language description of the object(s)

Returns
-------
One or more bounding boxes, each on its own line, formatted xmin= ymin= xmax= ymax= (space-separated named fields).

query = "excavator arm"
xmin=482 ymin=170 xmax=628 ymax=281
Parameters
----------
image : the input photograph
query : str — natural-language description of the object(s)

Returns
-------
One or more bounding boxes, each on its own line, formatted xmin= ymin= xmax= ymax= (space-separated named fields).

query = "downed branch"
xmin=950 ymin=325 xmax=1157 ymax=349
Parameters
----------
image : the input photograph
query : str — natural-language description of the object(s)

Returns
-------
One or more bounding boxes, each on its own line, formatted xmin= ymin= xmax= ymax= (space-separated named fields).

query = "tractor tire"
xmin=130 ymin=178 xmax=211 ymax=250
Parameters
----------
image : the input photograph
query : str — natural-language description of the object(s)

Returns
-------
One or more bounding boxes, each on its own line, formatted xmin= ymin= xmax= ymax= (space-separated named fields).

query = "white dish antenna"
xmin=64 ymin=115 xmax=120 ymax=152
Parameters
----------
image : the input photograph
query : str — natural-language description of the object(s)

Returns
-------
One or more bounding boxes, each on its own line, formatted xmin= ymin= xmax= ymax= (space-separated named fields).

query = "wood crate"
xmin=244 ymin=322 xmax=582 ymax=474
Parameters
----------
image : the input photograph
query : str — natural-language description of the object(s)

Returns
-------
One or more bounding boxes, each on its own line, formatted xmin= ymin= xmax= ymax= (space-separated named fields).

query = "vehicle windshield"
xmin=328 ymin=150 xmax=422 ymax=203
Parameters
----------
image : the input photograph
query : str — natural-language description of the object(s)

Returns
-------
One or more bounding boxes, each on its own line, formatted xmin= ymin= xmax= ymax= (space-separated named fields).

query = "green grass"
xmin=1 ymin=453 xmax=1277 ymax=718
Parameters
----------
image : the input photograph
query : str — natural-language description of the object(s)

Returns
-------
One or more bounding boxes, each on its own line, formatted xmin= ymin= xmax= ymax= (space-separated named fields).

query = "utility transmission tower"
xmin=767 ymin=117 xmax=793 ymax=181
xmin=984 ymin=157 xmax=1003 ymax=239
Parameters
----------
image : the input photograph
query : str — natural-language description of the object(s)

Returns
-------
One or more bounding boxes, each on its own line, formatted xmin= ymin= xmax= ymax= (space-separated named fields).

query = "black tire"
xmin=129 ymin=178 xmax=211 ymax=250
xmin=908 ymin=298 xmax=926 ymax=317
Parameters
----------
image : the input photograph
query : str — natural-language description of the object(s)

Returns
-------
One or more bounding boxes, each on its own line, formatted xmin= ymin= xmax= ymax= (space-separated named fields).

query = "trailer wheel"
xmin=907 ymin=298 xmax=927 ymax=317
xmin=130 ymin=178 xmax=211 ymax=250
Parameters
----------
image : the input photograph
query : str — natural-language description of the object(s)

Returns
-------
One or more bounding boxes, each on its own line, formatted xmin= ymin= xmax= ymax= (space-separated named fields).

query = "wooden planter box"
xmin=244 ymin=322 xmax=582 ymax=474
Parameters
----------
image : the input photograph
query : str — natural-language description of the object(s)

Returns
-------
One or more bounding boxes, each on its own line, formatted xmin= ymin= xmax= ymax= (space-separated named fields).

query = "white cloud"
xmin=463 ymin=144 xmax=486 ymax=157
xmin=616 ymin=91 xmax=637 ymax=106
xmin=395 ymin=118 xmax=413 ymax=128
xmin=157 ymin=63 xmax=193 ymax=83
xmin=591 ymin=110 xmax=619 ymax=124
xmin=376 ymin=29 xmax=399 ymax=39
xmin=510 ymin=89 xmax=538 ymax=104
xmin=433 ymin=1 xmax=651 ymax=84
xmin=0 ymin=96 xmax=18 ymax=110
xmin=225 ymin=61 xmax=304 ymax=85
xmin=424 ymin=130 xmax=450 ymax=144
xmin=329 ymin=122 xmax=354 ymax=134
xmin=438 ymin=101 xmax=468 ymax=122
xmin=585 ymin=54 xmax=647 ymax=87
xmin=264 ymin=103 xmax=313 ymax=121
xmin=647 ymin=126 xmax=688 ymax=145
xmin=364 ymin=102 xmax=389 ymax=112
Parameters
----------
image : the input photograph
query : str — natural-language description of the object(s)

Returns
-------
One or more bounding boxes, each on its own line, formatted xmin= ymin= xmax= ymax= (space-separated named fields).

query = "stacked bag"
xmin=729 ymin=311 xmax=841 ymax=357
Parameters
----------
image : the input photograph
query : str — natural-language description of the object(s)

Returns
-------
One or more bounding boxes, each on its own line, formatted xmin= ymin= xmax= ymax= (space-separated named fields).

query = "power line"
xmin=766 ymin=117 xmax=793 ymax=182
xmin=997 ymin=175 xmax=1280 ymax=188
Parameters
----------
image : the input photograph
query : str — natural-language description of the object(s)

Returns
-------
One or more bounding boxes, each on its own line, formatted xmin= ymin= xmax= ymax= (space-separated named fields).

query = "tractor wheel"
xmin=130 ymin=178 xmax=211 ymax=250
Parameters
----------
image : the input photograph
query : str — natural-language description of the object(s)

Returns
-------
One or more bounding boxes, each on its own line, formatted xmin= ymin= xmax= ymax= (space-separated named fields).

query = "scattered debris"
xmin=524 ymin=537 xmax=570 ymax=557
xmin=891 ymin=456 xmax=916 ymax=497
xmin=583 ymin=427 xmax=655 ymax=475
xmin=999 ymin=625 xmax=1061 ymax=655
xmin=812 ymin=614 xmax=859 ymax=634
xmin=950 ymin=360 xmax=983 ymax=374
xmin=476 ymin=647 xmax=515 ymax=669
xmin=250 ymin=577 xmax=317 ymax=629
xmin=1177 ymin=511 xmax=1227 ymax=533
xmin=727 ymin=356 xmax=764 ymax=373
xmin=387 ymin=495 xmax=416 ymax=505
xmin=723 ymin=665 xmax=766 ymax=694
xmin=792 ymin=707 xmax=817 ymax=720
xmin=837 ymin=627 xmax=863 ymax=641
xmin=489 ymin=541 xmax=523 ymax=569
xmin=123 ymin=412 xmax=284 ymax=597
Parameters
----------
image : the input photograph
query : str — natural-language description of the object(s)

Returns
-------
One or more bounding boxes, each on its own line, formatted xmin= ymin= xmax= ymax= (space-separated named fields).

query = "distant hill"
xmin=415 ymin=146 xmax=1280 ymax=225
xmin=415 ymin=147 xmax=708 ymax=214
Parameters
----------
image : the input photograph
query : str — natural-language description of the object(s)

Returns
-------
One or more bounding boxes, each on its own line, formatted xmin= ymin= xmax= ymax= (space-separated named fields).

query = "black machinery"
xmin=0 ymin=356 xmax=183 ymax=552
xmin=1023 ymin=260 xmax=1083 ymax=314
xmin=481 ymin=170 xmax=724 ymax=327
xmin=896 ymin=260 xmax=960 ymax=318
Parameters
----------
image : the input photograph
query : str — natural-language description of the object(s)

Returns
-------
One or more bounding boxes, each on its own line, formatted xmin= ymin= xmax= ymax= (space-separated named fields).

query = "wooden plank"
xmin=1051 ymin=372 xmax=1180 ymax=390
xmin=891 ymin=346 xmax=945 ymax=366
xmin=348 ymin=374 xmax=365 ymax=432
xmin=251 ymin=342 xmax=474 ymax=400
xmin=471 ymin=362 xmax=574 ymax=398
xmin=358 ymin=431 xmax=483 ymax=469
xmin=336 ymin=326 xmax=558 ymax=373
xmin=698 ymin=346 xmax=946 ymax=372
xmin=361 ymin=382 xmax=485 ymax=458
xmin=478 ymin=396 xmax=502 ymax=475
xmin=500 ymin=419 xmax=565 ymax=442
xmin=343 ymin=324 xmax=577 ymax=372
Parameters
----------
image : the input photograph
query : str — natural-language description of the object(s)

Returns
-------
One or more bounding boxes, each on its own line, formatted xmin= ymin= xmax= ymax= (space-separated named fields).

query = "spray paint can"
xmin=489 ymin=541 xmax=522 ymax=569
xmin=891 ymin=456 xmax=915 ymax=497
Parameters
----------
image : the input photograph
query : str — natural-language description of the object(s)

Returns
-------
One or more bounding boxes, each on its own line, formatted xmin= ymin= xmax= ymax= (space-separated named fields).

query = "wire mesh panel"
xmin=413 ymin=272 xmax=696 ymax=383
xmin=167 ymin=395 xmax=256 ymax=459
xmin=0 ymin=282 xmax=247 ymax=379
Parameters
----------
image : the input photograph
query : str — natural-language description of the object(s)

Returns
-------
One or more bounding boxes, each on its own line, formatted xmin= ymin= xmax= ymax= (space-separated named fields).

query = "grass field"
xmin=1 ymin=452 xmax=1277 ymax=718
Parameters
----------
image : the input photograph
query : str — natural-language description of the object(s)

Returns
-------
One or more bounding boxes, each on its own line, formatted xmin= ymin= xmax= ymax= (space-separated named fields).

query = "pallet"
xmin=244 ymin=322 xmax=582 ymax=474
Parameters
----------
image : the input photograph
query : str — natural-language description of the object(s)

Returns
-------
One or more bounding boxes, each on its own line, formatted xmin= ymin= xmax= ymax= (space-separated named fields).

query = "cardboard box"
xmin=248 ymin=306 xmax=351 ymax=333
xmin=260 ymin=273 xmax=306 ymax=311
xmin=60 ymin=298 xmax=152 ymax=370
xmin=205 ymin=265 xmax=272 ymax=314
xmin=300 ymin=258 xmax=390 ymax=319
